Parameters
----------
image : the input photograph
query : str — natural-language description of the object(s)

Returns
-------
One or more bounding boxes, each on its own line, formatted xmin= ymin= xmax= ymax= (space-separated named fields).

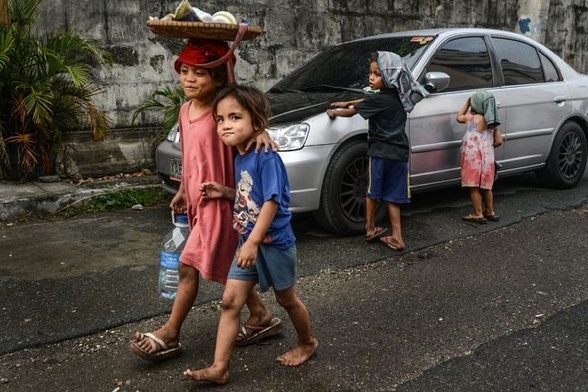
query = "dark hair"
xmin=369 ymin=52 xmax=378 ymax=64
xmin=213 ymin=85 xmax=271 ymax=131
xmin=210 ymin=66 xmax=230 ymax=89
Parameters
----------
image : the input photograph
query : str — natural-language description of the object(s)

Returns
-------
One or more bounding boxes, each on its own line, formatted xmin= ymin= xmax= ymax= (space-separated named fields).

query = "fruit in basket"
xmin=212 ymin=11 xmax=237 ymax=24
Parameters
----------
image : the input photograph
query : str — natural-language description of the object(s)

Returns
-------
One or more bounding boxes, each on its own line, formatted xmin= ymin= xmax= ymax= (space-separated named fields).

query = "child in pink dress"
xmin=129 ymin=39 xmax=282 ymax=362
xmin=457 ymin=90 xmax=501 ymax=224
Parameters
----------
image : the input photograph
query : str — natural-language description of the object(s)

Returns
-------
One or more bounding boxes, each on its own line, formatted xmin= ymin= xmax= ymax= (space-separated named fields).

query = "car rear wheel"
xmin=536 ymin=122 xmax=587 ymax=189
xmin=314 ymin=140 xmax=386 ymax=235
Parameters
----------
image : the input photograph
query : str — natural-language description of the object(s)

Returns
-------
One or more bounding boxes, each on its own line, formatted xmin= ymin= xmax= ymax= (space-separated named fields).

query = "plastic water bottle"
xmin=158 ymin=212 xmax=190 ymax=300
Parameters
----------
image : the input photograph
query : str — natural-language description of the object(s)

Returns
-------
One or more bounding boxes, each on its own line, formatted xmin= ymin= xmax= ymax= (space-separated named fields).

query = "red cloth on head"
xmin=174 ymin=38 xmax=236 ymax=73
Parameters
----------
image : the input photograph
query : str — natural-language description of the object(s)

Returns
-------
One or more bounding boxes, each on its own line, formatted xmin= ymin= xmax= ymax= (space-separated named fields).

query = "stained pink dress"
xmin=460 ymin=115 xmax=495 ymax=190
xmin=178 ymin=101 xmax=238 ymax=284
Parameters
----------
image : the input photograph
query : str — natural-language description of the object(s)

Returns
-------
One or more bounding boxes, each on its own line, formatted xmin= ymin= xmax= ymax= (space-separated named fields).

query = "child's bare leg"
xmin=243 ymin=287 xmax=274 ymax=327
xmin=131 ymin=263 xmax=198 ymax=352
xmin=365 ymin=196 xmax=377 ymax=234
xmin=481 ymin=188 xmax=494 ymax=216
xmin=469 ymin=187 xmax=484 ymax=217
xmin=274 ymin=286 xmax=318 ymax=367
xmin=184 ymin=279 xmax=255 ymax=384
xmin=380 ymin=202 xmax=405 ymax=250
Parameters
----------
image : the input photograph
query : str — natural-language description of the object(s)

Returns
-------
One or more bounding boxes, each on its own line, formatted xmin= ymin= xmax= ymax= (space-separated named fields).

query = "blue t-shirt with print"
xmin=233 ymin=149 xmax=295 ymax=249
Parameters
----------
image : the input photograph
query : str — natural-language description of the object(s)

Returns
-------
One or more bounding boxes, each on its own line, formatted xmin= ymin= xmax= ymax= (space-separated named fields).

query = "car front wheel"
xmin=314 ymin=140 xmax=386 ymax=236
xmin=536 ymin=122 xmax=587 ymax=189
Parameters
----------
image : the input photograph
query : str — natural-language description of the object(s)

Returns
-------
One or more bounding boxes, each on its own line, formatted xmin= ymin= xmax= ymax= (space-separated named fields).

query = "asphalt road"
xmin=1 ymin=171 xmax=588 ymax=391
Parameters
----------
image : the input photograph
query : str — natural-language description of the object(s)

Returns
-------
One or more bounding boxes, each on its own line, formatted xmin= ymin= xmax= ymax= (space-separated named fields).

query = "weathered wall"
xmin=33 ymin=0 xmax=587 ymax=176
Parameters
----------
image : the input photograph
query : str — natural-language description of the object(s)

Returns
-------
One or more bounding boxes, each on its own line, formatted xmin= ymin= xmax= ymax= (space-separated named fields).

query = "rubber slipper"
xmin=128 ymin=332 xmax=182 ymax=362
xmin=483 ymin=213 xmax=500 ymax=222
xmin=462 ymin=214 xmax=488 ymax=224
xmin=365 ymin=227 xmax=388 ymax=242
xmin=235 ymin=317 xmax=284 ymax=346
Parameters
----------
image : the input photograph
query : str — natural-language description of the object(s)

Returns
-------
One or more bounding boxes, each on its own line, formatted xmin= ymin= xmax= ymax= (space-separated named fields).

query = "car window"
xmin=492 ymin=38 xmax=544 ymax=85
xmin=540 ymin=52 xmax=561 ymax=82
xmin=420 ymin=37 xmax=493 ymax=92
xmin=270 ymin=36 xmax=434 ymax=92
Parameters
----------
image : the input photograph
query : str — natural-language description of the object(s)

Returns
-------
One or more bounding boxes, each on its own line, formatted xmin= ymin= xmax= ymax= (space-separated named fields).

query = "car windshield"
xmin=269 ymin=35 xmax=435 ymax=92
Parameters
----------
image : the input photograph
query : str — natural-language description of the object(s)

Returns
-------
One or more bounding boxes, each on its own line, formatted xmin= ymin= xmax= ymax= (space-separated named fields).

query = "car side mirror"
xmin=424 ymin=71 xmax=450 ymax=93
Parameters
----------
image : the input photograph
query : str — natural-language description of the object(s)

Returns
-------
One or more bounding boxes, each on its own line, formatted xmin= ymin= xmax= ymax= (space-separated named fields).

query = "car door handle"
xmin=554 ymin=95 xmax=567 ymax=103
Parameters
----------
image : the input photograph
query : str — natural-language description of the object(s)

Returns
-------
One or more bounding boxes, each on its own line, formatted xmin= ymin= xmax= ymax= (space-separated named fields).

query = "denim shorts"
xmin=228 ymin=241 xmax=297 ymax=293
xmin=367 ymin=156 xmax=411 ymax=203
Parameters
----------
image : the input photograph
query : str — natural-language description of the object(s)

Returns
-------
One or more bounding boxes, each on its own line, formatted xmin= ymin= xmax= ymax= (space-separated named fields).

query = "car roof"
xmin=348 ymin=27 xmax=533 ymax=44
xmin=344 ymin=27 xmax=579 ymax=75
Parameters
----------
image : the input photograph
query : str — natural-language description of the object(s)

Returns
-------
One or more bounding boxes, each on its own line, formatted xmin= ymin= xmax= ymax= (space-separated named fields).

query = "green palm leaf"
xmin=132 ymin=85 xmax=186 ymax=134
xmin=0 ymin=0 xmax=112 ymax=180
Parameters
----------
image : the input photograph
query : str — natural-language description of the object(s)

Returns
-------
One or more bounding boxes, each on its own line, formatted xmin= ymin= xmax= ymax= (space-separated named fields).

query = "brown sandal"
xmin=365 ymin=227 xmax=388 ymax=242
xmin=235 ymin=317 xmax=284 ymax=346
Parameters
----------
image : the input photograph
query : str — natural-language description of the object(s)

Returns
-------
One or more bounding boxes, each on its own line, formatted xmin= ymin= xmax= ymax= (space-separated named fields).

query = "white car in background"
xmin=156 ymin=28 xmax=588 ymax=235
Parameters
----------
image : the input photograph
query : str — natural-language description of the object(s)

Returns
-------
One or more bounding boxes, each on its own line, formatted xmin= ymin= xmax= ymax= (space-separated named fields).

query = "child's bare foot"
xmin=379 ymin=236 xmax=405 ymax=251
xmin=183 ymin=366 xmax=229 ymax=385
xmin=276 ymin=338 xmax=318 ymax=367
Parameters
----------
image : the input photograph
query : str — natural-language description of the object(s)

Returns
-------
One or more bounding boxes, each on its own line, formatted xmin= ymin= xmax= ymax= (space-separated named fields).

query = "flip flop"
xmin=483 ymin=213 xmax=500 ymax=222
xmin=235 ymin=317 xmax=284 ymax=346
xmin=365 ymin=227 xmax=388 ymax=242
xmin=462 ymin=214 xmax=488 ymax=224
xmin=128 ymin=332 xmax=182 ymax=362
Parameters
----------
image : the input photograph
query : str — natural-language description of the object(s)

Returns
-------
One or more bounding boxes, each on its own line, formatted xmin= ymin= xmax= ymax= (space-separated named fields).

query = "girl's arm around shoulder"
xmin=246 ymin=129 xmax=279 ymax=153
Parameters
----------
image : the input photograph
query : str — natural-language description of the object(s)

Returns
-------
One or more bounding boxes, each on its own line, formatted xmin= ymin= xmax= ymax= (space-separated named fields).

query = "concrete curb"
xmin=0 ymin=174 xmax=162 ymax=221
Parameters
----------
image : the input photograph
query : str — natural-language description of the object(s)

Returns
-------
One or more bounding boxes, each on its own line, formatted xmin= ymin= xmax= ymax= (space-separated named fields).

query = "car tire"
xmin=313 ymin=139 xmax=386 ymax=236
xmin=536 ymin=122 xmax=588 ymax=189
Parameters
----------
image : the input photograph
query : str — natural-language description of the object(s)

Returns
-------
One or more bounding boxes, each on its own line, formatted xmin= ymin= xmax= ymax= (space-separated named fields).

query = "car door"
xmin=489 ymin=36 xmax=571 ymax=173
xmin=410 ymin=35 xmax=505 ymax=191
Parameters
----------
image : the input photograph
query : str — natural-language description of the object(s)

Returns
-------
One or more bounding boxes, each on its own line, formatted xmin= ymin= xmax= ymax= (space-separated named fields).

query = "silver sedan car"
xmin=155 ymin=28 xmax=588 ymax=235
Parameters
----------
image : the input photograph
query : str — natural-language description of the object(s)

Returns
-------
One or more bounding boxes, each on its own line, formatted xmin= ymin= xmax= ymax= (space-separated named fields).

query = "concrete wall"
xmin=34 ymin=0 xmax=588 ymax=176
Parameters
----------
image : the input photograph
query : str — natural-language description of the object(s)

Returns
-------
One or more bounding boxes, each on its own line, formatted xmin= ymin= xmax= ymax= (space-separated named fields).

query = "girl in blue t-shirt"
xmin=184 ymin=85 xmax=318 ymax=385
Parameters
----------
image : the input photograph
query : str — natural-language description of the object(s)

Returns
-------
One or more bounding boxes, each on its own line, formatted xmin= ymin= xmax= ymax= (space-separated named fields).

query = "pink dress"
xmin=460 ymin=115 xmax=495 ymax=190
xmin=178 ymin=101 xmax=238 ymax=284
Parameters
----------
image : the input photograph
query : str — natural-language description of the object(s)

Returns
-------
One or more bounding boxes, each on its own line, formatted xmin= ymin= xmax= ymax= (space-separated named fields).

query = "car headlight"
xmin=267 ymin=123 xmax=309 ymax=151
xmin=166 ymin=123 xmax=180 ymax=142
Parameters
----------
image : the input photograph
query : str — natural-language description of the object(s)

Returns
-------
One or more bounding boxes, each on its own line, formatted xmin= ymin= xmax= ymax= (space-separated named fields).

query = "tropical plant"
xmin=0 ymin=0 xmax=112 ymax=181
xmin=132 ymin=85 xmax=186 ymax=143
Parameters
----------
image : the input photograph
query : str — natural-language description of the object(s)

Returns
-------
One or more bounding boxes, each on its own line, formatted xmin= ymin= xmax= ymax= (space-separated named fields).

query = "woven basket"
xmin=146 ymin=20 xmax=263 ymax=41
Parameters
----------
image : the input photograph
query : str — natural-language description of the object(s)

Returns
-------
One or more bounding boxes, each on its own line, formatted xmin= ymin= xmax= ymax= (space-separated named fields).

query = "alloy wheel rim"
xmin=340 ymin=156 xmax=369 ymax=222
xmin=559 ymin=132 xmax=582 ymax=179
